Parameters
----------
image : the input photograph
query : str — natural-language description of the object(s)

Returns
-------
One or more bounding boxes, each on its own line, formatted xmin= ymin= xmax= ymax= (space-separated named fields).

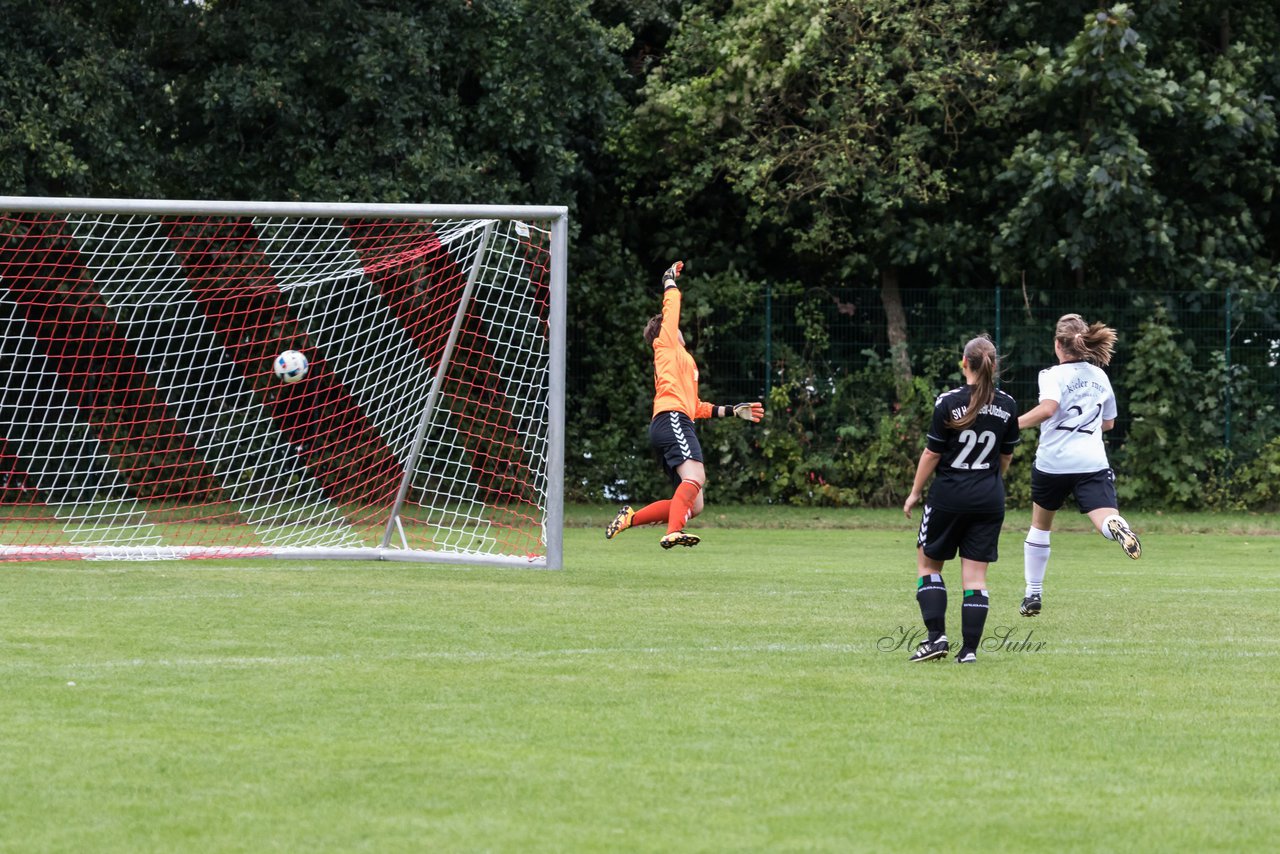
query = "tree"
xmin=992 ymin=3 xmax=1278 ymax=295
xmin=163 ymin=0 xmax=626 ymax=204
xmin=619 ymin=0 xmax=1002 ymax=384
xmin=0 ymin=0 xmax=179 ymax=196
xmin=1 ymin=0 xmax=628 ymax=206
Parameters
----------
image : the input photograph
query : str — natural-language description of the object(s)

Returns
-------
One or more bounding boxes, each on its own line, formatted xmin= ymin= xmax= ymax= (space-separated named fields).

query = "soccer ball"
xmin=273 ymin=349 xmax=309 ymax=384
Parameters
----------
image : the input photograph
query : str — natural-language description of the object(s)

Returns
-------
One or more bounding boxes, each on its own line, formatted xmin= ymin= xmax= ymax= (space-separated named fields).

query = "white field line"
xmin=3 ymin=639 xmax=1277 ymax=676
xmin=12 ymin=643 xmax=854 ymax=674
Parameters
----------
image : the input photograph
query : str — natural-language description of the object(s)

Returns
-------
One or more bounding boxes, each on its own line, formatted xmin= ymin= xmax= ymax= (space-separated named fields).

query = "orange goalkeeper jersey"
xmin=651 ymin=287 xmax=713 ymax=421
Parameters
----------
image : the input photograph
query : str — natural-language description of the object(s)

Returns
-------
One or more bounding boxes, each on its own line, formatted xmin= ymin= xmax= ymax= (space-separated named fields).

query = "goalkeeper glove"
xmin=661 ymin=261 xmax=684 ymax=290
xmin=733 ymin=402 xmax=764 ymax=423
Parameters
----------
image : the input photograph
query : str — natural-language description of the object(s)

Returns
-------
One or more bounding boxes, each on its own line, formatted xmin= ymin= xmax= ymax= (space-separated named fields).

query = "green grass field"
xmin=2 ymin=507 xmax=1277 ymax=852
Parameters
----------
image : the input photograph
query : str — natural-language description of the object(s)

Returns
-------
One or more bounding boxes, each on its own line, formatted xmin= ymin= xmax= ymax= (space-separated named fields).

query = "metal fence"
xmin=690 ymin=286 xmax=1280 ymax=454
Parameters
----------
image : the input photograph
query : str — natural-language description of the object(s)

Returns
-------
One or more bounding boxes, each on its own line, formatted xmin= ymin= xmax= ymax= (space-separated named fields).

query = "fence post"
xmin=1225 ymin=288 xmax=1232 ymax=456
xmin=994 ymin=286 xmax=1003 ymax=355
xmin=764 ymin=280 xmax=772 ymax=400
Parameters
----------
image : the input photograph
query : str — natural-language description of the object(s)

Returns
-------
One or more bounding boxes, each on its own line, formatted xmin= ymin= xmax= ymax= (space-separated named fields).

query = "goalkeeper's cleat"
xmin=907 ymin=635 xmax=949 ymax=662
xmin=605 ymin=506 xmax=634 ymax=540
xmin=1106 ymin=517 xmax=1142 ymax=559
xmin=659 ymin=530 xmax=700 ymax=549
xmin=954 ymin=647 xmax=978 ymax=664
xmin=1019 ymin=594 xmax=1042 ymax=617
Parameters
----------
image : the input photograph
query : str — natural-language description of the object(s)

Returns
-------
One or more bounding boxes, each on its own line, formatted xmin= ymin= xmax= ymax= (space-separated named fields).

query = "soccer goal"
xmin=0 ymin=197 xmax=567 ymax=568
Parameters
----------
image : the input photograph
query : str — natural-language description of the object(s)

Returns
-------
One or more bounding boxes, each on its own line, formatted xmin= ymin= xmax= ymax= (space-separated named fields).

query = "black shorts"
xmin=917 ymin=503 xmax=1005 ymax=563
xmin=649 ymin=410 xmax=703 ymax=488
xmin=1031 ymin=466 xmax=1118 ymax=514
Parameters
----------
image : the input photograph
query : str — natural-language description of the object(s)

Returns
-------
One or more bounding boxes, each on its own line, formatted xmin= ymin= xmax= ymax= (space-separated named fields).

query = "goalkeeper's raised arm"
xmin=604 ymin=261 xmax=764 ymax=550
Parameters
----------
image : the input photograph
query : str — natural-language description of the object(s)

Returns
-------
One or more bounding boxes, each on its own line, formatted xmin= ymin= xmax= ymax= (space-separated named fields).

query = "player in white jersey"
xmin=1016 ymin=314 xmax=1141 ymax=618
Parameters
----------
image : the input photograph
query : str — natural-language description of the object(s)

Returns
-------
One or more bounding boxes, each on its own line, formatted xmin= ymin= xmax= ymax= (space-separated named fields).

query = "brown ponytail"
xmin=947 ymin=335 xmax=997 ymax=430
xmin=1055 ymin=313 xmax=1116 ymax=366
xmin=643 ymin=314 xmax=663 ymax=346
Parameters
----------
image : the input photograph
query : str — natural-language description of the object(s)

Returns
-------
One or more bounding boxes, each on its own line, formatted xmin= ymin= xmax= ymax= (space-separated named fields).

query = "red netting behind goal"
xmin=0 ymin=210 xmax=554 ymax=563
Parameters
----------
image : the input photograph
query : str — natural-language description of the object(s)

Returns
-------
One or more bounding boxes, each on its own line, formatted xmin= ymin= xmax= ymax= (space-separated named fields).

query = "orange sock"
xmin=667 ymin=480 xmax=702 ymax=534
xmin=631 ymin=500 xmax=670 ymax=527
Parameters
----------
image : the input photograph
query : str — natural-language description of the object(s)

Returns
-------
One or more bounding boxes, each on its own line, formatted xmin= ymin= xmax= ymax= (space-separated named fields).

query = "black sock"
xmin=961 ymin=589 xmax=989 ymax=650
xmin=916 ymin=574 xmax=946 ymax=641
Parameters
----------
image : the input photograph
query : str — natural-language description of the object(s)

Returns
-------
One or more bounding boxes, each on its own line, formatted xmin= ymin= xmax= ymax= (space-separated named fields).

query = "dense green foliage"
xmin=1 ymin=0 xmax=1276 ymax=509
xmin=0 ymin=0 xmax=626 ymax=202
xmin=993 ymin=3 xmax=1279 ymax=294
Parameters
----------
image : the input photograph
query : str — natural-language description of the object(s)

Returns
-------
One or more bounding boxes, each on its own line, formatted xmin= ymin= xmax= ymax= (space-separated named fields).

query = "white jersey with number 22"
xmin=1033 ymin=361 xmax=1118 ymax=474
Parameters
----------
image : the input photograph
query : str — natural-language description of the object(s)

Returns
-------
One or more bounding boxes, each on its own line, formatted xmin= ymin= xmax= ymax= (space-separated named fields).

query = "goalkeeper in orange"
xmin=606 ymin=261 xmax=764 ymax=548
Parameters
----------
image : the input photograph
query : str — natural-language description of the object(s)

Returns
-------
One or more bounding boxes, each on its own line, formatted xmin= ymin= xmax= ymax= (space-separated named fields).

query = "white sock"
xmin=1100 ymin=513 xmax=1127 ymax=540
xmin=1024 ymin=527 xmax=1051 ymax=597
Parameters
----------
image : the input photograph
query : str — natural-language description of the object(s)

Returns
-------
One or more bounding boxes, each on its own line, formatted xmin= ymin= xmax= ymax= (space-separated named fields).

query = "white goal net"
xmin=0 ymin=198 xmax=566 ymax=567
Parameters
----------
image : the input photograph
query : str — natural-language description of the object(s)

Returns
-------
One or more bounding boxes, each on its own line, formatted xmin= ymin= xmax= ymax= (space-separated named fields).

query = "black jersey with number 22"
xmin=925 ymin=385 xmax=1021 ymax=512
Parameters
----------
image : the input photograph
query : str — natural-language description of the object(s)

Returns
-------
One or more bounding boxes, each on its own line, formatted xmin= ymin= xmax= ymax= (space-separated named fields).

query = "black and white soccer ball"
xmin=273 ymin=349 xmax=309 ymax=384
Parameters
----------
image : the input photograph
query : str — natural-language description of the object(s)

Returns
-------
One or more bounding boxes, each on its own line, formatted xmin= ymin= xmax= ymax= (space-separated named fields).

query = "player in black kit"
xmin=902 ymin=336 xmax=1021 ymax=664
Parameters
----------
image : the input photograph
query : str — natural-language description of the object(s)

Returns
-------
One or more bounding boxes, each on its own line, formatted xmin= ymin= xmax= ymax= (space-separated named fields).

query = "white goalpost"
xmin=0 ymin=197 xmax=567 ymax=568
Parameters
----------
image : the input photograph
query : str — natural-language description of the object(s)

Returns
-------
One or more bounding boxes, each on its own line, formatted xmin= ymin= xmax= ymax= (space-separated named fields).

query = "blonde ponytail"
xmin=1056 ymin=314 xmax=1116 ymax=366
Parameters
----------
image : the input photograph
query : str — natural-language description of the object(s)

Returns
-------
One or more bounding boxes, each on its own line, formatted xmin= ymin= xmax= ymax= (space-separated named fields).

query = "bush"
xmin=1230 ymin=437 xmax=1280 ymax=511
xmin=1114 ymin=305 xmax=1279 ymax=510
xmin=735 ymin=359 xmax=939 ymax=506
xmin=573 ymin=298 xmax=1276 ymax=512
xmin=1116 ymin=307 xmax=1221 ymax=509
